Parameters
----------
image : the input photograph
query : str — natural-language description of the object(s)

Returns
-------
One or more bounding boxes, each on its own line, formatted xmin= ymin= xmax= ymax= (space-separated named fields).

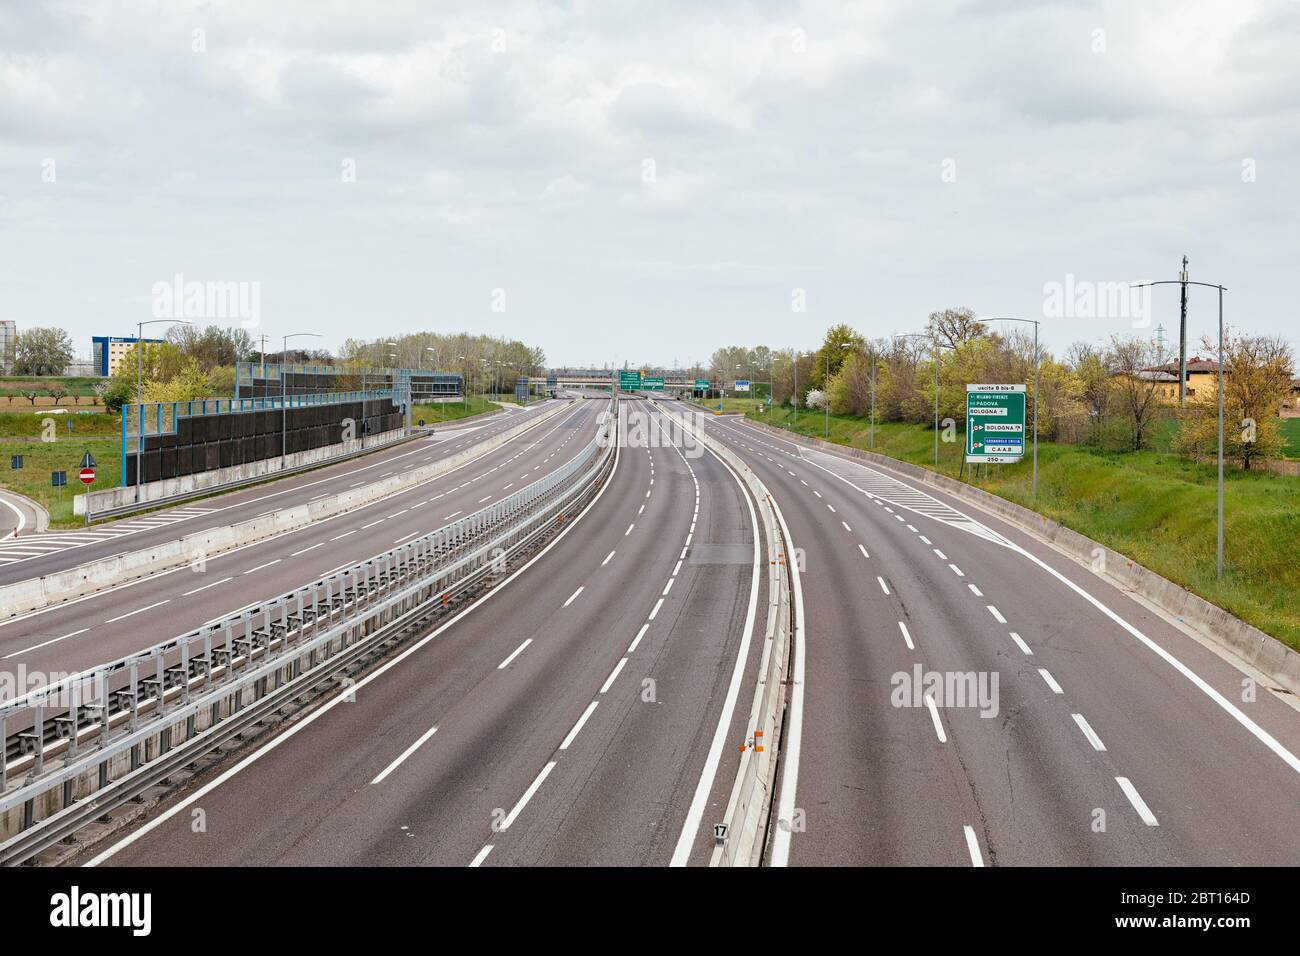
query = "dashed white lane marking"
xmin=968 ymin=584 xmax=984 ymax=597
xmin=949 ymin=564 xmax=965 ymax=577
xmin=564 ymin=586 xmax=584 ymax=607
xmin=500 ymin=761 xmax=556 ymax=830
xmin=877 ymin=576 xmax=890 ymax=595
xmin=964 ymin=825 xmax=985 ymax=866
xmin=858 ymin=543 xmax=869 ymax=558
xmin=1116 ymin=776 xmax=1160 ymax=826
xmin=444 ymin=511 xmax=462 ymax=520
xmin=906 ymin=524 xmax=918 ymax=533
xmin=331 ymin=530 xmax=356 ymax=540
xmin=290 ymin=543 xmax=324 ymax=557
xmin=181 ymin=576 xmax=233 ymax=597
xmin=813 ymin=491 xmax=822 ymax=498
xmin=662 ymin=578 xmax=674 ymax=596
xmin=560 ymin=701 xmax=600 ymax=750
xmin=1038 ymin=668 xmax=1063 ymax=694
xmin=393 ymin=532 xmax=418 ymax=544
xmin=986 ymin=605 xmax=1006 ymax=624
xmin=600 ymin=657 xmax=628 ymax=694
xmin=1072 ymin=713 xmax=1107 ymax=751
xmin=629 ymin=622 xmax=651 ymax=653
xmin=468 ymin=845 xmax=493 ymax=867
xmin=478 ymin=496 xmax=492 ymax=504
xmin=602 ymin=550 xmax=615 ymax=566
xmin=648 ymin=597 xmax=665 ymax=619
xmin=503 ymin=483 xmax=513 ymax=490
xmin=243 ymin=559 xmax=281 ymax=575
xmin=638 ymin=504 xmax=645 ymax=516
xmin=1009 ymin=632 xmax=1033 ymax=655
xmin=919 ymin=535 xmax=932 ymax=545
xmin=498 ymin=638 xmax=533 ymax=669
xmin=105 ymin=599 xmax=169 ymax=623
xmin=841 ymin=521 xmax=852 ymax=533
xmin=925 ymin=693 xmax=947 ymax=743
xmin=2 ymin=627 xmax=90 ymax=660
xmin=933 ymin=549 xmax=947 ymax=559
xmin=826 ymin=504 xmax=836 ymax=513
xmin=898 ymin=621 xmax=914 ymax=650
xmin=361 ymin=520 xmax=384 ymax=530
xmin=370 ymin=725 xmax=439 ymax=784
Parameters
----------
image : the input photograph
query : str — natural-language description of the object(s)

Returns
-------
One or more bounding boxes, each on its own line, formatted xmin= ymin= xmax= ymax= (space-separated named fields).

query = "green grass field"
xmin=412 ymin=394 xmax=500 ymax=424
xmin=734 ymin=403 xmax=1300 ymax=651
xmin=0 ymin=437 xmax=122 ymax=526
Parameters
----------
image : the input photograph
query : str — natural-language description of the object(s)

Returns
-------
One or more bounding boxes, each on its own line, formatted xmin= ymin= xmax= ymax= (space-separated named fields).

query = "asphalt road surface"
xmin=689 ymin=412 xmax=1300 ymax=866
xmin=83 ymin=399 xmax=766 ymax=867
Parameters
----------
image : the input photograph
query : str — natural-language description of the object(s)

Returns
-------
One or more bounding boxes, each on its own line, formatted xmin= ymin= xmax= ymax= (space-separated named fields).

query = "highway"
xmin=0 ymin=402 xmax=557 ymax=581
xmin=0 ymin=400 xmax=600 ymax=687
xmin=684 ymin=410 xmax=1300 ymax=866
xmin=81 ymin=399 xmax=766 ymax=867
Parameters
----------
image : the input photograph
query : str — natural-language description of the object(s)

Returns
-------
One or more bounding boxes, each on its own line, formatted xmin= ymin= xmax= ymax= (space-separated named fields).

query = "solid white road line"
xmin=964 ymin=825 xmax=985 ymax=866
xmin=370 ymin=725 xmax=439 ymax=784
xmin=498 ymin=639 xmax=533 ymax=669
xmin=1072 ymin=713 xmax=1107 ymax=751
xmin=559 ymin=701 xmax=599 ymax=750
xmin=1115 ymin=776 xmax=1160 ymax=826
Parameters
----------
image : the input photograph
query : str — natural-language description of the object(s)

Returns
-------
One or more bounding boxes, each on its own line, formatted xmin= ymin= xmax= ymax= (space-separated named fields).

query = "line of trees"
xmin=712 ymin=308 xmax=1296 ymax=468
xmin=339 ymin=333 xmax=545 ymax=395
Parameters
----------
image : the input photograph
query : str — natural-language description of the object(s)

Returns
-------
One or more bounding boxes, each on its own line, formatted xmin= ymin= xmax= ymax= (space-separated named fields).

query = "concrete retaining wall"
xmin=0 ymin=403 xmax=570 ymax=620
xmin=76 ymin=427 xmax=407 ymax=517
xmin=744 ymin=418 xmax=1300 ymax=696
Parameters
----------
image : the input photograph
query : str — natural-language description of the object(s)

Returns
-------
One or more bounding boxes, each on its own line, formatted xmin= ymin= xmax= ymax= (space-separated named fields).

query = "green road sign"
xmin=618 ymin=370 xmax=642 ymax=391
xmin=643 ymin=376 xmax=664 ymax=390
xmin=694 ymin=379 xmax=710 ymax=390
xmin=965 ymin=384 xmax=1026 ymax=464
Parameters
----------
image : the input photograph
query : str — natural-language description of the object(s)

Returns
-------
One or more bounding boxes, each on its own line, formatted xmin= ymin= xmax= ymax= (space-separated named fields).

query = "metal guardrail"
xmin=648 ymin=399 xmax=795 ymax=866
xmin=0 ymin=398 xmax=617 ymax=863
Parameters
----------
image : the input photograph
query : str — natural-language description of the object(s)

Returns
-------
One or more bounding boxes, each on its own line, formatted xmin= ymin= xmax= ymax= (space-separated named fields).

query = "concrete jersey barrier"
xmin=0 ymin=403 xmax=571 ymax=620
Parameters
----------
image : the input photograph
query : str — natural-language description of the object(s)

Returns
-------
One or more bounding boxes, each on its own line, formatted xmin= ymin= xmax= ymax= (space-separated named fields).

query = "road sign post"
xmin=965 ymin=384 xmax=1027 ymax=465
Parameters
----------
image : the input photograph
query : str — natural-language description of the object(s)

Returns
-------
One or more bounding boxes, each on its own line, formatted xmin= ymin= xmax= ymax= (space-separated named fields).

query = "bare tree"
xmin=926 ymin=307 xmax=988 ymax=350
xmin=1108 ymin=336 xmax=1168 ymax=451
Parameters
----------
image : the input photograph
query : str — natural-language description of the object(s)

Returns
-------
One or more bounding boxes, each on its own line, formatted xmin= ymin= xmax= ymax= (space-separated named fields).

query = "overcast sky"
xmin=2 ymin=0 xmax=1297 ymax=370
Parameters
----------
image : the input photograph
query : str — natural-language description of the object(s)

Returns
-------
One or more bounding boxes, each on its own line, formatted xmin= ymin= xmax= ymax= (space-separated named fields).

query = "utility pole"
xmin=1178 ymin=255 xmax=1189 ymax=406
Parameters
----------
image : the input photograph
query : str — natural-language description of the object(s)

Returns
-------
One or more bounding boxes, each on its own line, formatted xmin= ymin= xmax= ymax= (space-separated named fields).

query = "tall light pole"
xmin=133 ymin=318 xmax=191 ymax=501
xmin=1134 ymin=278 xmax=1228 ymax=578
xmin=983 ymin=317 xmax=1041 ymax=494
xmin=281 ymin=332 xmax=321 ymax=466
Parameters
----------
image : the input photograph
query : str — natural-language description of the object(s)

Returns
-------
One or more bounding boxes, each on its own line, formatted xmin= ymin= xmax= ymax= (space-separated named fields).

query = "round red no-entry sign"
xmin=79 ymin=467 xmax=95 ymax=484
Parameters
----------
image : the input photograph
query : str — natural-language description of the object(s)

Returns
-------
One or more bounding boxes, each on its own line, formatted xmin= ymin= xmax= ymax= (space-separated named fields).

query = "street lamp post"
xmin=281 ymin=332 xmax=322 ymax=467
xmin=133 ymin=318 xmax=192 ymax=502
xmin=983 ymin=317 xmax=1041 ymax=494
xmin=1134 ymin=279 xmax=1228 ymax=578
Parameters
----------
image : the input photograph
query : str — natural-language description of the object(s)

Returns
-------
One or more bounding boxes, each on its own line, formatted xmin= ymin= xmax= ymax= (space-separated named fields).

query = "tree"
xmin=1065 ymin=342 xmax=1112 ymax=445
xmin=166 ymin=325 xmax=254 ymax=372
xmin=1174 ymin=332 xmax=1294 ymax=470
xmin=926 ymin=307 xmax=988 ymax=350
xmin=142 ymin=358 xmax=210 ymax=403
xmin=19 ymin=388 xmax=39 ymax=406
xmin=1108 ymin=336 xmax=1169 ymax=451
xmin=101 ymin=379 xmax=133 ymax=413
xmin=48 ymin=387 xmax=67 ymax=406
xmin=13 ymin=327 xmax=74 ymax=375
xmin=811 ymin=324 xmax=866 ymax=390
